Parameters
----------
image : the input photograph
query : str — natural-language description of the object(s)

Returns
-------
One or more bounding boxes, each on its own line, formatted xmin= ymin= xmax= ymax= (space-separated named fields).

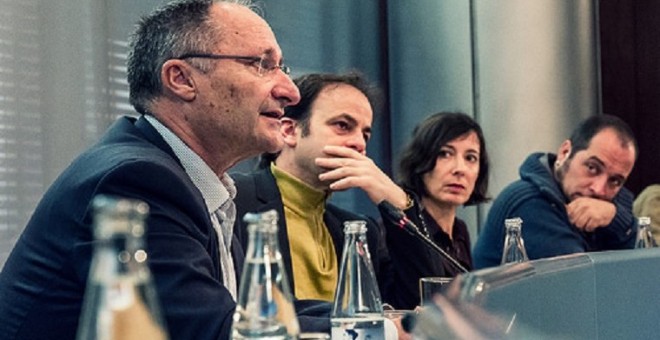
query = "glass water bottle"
xmin=231 ymin=210 xmax=299 ymax=339
xmin=331 ymin=220 xmax=385 ymax=339
xmin=500 ymin=217 xmax=529 ymax=265
xmin=635 ymin=216 xmax=657 ymax=248
xmin=77 ymin=195 xmax=168 ymax=340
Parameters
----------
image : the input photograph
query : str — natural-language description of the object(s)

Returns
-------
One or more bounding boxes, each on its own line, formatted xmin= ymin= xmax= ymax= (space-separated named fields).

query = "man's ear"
xmin=556 ymin=139 xmax=572 ymax=166
xmin=280 ymin=118 xmax=299 ymax=147
xmin=160 ymin=59 xmax=197 ymax=102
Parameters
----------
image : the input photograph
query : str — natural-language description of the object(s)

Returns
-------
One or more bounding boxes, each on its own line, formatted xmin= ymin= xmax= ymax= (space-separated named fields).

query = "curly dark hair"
xmin=257 ymin=71 xmax=379 ymax=168
xmin=283 ymin=71 xmax=379 ymax=136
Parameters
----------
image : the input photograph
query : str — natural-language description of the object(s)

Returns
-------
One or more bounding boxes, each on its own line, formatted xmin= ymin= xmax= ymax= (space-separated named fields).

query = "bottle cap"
xmin=92 ymin=195 xmax=149 ymax=239
xmin=638 ymin=216 xmax=651 ymax=226
xmin=343 ymin=220 xmax=368 ymax=234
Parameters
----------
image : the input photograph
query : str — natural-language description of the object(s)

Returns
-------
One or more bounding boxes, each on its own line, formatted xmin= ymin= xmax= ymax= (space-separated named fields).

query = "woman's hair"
xmin=397 ymin=112 xmax=490 ymax=205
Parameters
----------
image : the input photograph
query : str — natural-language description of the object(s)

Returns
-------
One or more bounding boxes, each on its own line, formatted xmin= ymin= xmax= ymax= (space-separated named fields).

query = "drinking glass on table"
xmin=419 ymin=277 xmax=453 ymax=306
xmin=383 ymin=304 xmax=415 ymax=340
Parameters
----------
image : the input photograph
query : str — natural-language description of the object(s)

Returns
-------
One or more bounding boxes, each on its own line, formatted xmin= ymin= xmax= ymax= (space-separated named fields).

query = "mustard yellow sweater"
xmin=271 ymin=164 xmax=337 ymax=301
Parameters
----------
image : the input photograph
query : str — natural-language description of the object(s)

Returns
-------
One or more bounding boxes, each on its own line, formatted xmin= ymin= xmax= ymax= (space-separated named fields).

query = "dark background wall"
xmin=600 ymin=0 xmax=660 ymax=195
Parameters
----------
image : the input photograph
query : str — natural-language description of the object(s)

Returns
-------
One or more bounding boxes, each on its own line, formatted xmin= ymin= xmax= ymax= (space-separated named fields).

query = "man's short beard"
xmin=554 ymin=157 xmax=571 ymax=184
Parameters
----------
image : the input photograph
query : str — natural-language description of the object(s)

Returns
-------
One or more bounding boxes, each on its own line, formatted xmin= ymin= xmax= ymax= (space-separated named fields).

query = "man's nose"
xmin=345 ymin=134 xmax=367 ymax=154
xmin=272 ymin=72 xmax=300 ymax=107
xmin=589 ymin=176 xmax=608 ymax=198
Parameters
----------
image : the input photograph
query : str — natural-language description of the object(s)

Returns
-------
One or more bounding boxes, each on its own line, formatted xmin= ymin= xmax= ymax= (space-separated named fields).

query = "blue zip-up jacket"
xmin=473 ymin=152 xmax=636 ymax=269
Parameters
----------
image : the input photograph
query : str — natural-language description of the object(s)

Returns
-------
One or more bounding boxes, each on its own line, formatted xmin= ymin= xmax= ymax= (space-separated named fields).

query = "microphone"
xmin=378 ymin=200 xmax=469 ymax=274
xmin=401 ymin=311 xmax=417 ymax=333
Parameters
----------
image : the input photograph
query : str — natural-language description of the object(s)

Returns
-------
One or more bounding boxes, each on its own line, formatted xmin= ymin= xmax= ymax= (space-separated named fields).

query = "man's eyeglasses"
xmin=176 ymin=53 xmax=291 ymax=76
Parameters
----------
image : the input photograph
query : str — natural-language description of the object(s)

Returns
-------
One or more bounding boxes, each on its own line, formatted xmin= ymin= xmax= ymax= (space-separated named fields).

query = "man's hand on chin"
xmin=566 ymin=197 xmax=617 ymax=232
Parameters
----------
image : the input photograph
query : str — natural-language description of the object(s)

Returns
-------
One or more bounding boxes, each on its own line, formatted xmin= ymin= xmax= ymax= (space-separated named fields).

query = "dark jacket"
xmin=231 ymin=167 xmax=394 ymax=327
xmin=379 ymin=197 xmax=473 ymax=309
xmin=0 ymin=116 xmax=241 ymax=339
xmin=473 ymin=152 xmax=637 ymax=269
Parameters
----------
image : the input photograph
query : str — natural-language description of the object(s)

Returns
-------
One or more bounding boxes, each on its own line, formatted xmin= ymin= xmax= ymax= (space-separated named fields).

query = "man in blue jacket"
xmin=0 ymin=1 xmax=309 ymax=339
xmin=473 ymin=114 xmax=638 ymax=269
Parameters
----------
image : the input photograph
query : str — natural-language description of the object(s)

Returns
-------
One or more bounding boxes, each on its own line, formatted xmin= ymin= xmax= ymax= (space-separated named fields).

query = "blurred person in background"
xmin=633 ymin=184 xmax=660 ymax=245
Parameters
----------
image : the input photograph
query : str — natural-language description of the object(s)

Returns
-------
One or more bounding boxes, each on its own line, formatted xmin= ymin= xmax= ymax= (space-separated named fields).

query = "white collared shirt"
xmin=144 ymin=115 xmax=237 ymax=300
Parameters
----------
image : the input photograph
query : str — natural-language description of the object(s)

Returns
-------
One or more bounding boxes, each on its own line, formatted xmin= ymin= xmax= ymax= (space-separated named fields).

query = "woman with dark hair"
xmin=381 ymin=111 xmax=490 ymax=309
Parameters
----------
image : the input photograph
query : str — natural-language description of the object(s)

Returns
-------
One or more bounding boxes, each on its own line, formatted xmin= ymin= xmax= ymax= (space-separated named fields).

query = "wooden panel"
xmin=599 ymin=0 xmax=660 ymax=194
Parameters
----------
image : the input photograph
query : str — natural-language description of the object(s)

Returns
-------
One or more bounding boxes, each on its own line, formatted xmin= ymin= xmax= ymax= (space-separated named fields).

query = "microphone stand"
xmin=379 ymin=200 xmax=469 ymax=274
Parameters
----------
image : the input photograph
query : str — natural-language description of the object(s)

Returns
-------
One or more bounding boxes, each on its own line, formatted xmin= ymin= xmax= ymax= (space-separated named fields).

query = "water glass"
xmin=419 ymin=277 xmax=453 ymax=306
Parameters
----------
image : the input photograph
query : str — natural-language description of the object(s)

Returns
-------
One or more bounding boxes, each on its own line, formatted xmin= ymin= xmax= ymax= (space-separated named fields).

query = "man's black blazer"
xmin=0 ymin=116 xmax=241 ymax=340
xmin=232 ymin=167 xmax=393 ymax=305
